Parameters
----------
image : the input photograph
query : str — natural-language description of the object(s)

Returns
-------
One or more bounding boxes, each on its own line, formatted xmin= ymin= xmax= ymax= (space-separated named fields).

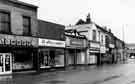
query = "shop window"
xmin=12 ymin=49 xmax=33 ymax=70
xmin=105 ymin=36 xmax=109 ymax=47
xmin=23 ymin=16 xmax=31 ymax=35
xmin=40 ymin=49 xmax=64 ymax=68
xmin=68 ymin=50 xmax=75 ymax=65
xmin=55 ymin=49 xmax=64 ymax=66
xmin=92 ymin=30 xmax=96 ymax=41
xmin=0 ymin=12 xmax=10 ymax=34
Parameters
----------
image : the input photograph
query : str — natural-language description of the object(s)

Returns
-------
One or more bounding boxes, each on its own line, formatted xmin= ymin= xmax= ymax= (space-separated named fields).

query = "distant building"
xmin=66 ymin=13 xmax=100 ymax=65
xmin=65 ymin=29 xmax=87 ymax=68
xmin=126 ymin=43 xmax=135 ymax=58
xmin=66 ymin=13 xmax=126 ymax=65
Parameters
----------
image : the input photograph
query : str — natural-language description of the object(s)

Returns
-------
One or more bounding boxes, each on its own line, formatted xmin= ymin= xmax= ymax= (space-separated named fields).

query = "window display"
xmin=40 ymin=48 xmax=64 ymax=68
xmin=12 ymin=49 xmax=33 ymax=70
xmin=89 ymin=54 xmax=97 ymax=64
xmin=55 ymin=49 xmax=64 ymax=66
xmin=67 ymin=50 xmax=75 ymax=65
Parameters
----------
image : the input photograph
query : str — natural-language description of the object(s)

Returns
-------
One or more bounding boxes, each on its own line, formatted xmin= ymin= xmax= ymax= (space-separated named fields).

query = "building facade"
xmin=0 ymin=0 xmax=38 ymax=74
xmin=96 ymin=25 xmax=107 ymax=64
xmin=65 ymin=29 xmax=87 ymax=69
xmin=126 ymin=44 xmax=135 ymax=59
xmin=37 ymin=20 xmax=65 ymax=70
xmin=66 ymin=15 xmax=100 ymax=65
xmin=114 ymin=38 xmax=125 ymax=62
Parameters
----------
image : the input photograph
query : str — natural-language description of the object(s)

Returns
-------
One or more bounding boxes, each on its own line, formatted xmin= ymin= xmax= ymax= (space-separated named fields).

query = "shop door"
xmin=0 ymin=53 xmax=12 ymax=75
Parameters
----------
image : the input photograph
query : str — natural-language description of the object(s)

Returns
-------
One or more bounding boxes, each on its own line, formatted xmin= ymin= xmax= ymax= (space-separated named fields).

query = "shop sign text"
xmin=39 ymin=38 xmax=65 ymax=48
xmin=109 ymin=44 xmax=115 ymax=48
xmin=0 ymin=34 xmax=37 ymax=47
xmin=66 ymin=37 xmax=86 ymax=48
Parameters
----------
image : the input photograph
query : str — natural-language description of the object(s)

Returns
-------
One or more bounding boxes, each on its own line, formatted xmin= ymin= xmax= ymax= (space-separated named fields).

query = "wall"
xmin=67 ymin=23 xmax=100 ymax=42
xmin=98 ymin=28 xmax=106 ymax=53
xmin=38 ymin=20 xmax=65 ymax=41
xmin=0 ymin=1 xmax=37 ymax=36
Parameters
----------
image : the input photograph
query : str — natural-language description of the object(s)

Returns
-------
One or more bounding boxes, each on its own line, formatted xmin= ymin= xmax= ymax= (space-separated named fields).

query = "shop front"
xmin=88 ymin=42 xmax=100 ymax=65
xmin=0 ymin=34 xmax=38 ymax=74
xmin=100 ymin=46 xmax=107 ymax=64
xmin=65 ymin=37 xmax=87 ymax=67
xmin=38 ymin=38 xmax=65 ymax=69
xmin=108 ymin=43 xmax=115 ymax=63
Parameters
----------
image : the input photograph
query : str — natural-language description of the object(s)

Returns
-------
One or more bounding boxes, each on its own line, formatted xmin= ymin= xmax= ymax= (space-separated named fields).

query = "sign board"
xmin=66 ymin=37 xmax=86 ymax=48
xmin=38 ymin=38 xmax=65 ymax=48
xmin=0 ymin=34 xmax=37 ymax=47
xmin=109 ymin=44 xmax=115 ymax=48
xmin=90 ymin=42 xmax=100 ymax=48
xmin=100 ymin=46 xmax=106 ymax=53
xmin=89 ymin=50 xmax=99 ymax=53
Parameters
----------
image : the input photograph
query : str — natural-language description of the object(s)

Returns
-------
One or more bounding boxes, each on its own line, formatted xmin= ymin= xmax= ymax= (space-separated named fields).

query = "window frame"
xmin=0 ymin=11 xmax=11 ymax=34
xmin=92 ymin=30 xmax=96 ymax=41
xmin=101 ymin=35 xmax=103 ymax=44
xmin=22 ymin=16 xmax=31 ymax=36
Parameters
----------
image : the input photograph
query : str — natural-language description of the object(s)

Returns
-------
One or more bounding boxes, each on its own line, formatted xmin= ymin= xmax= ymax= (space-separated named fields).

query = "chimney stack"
xmin=86 ymin=13 xmax=91 ymax=24
xmin=109 ymin=29 xmax=111 ymax=32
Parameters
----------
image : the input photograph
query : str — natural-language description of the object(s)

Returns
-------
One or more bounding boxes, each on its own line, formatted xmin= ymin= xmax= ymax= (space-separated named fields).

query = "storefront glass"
xmin=77 ymin=50 xmax=85 ymax=64
xmin=88 ymin=54 xmax=97 ymax=64
xmin=12 ymin=49 xmax=33 ymax=70
xmin=67 ymin=50 xmax=75 ymax=65
xmin=40 ymin=48 xmax=64 ymax=68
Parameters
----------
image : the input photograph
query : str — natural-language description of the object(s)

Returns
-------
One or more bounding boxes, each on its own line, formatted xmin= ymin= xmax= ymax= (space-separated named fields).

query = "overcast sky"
xmin=20 ymin=0 xmax=135 ymax=43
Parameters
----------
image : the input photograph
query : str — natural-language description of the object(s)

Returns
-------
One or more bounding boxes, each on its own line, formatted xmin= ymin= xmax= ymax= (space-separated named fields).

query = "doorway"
xmin=0 ymin=53 xmax=12 ymax=75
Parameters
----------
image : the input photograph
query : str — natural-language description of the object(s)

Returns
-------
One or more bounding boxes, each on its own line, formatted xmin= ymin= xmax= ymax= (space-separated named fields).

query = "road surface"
xmin=0 ymin=59 xmax=135 ymax=84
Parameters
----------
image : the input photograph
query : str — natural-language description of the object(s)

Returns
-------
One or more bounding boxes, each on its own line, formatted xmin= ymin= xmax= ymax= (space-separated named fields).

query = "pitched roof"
xmin=65 ymin=29 xmax=86 ymax=39
xmin=76 ymin=19 xmax=85 ymax=25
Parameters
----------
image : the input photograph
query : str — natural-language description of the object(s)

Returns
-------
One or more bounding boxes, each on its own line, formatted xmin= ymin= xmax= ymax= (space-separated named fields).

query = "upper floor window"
xmin=92 ymin=30 xmax=96 ymax=41
xmin=101 ymin=35 xmax=103 ymax=44
xmin=23 ymin=16 xmax=31 ymax=35
xmin=105 ymin=36 xmax=109 ymax=47
xmin=0 ymin=12 xmax=10 ymax=34
xmin=98 ymin=31 xmax=100 ymax=41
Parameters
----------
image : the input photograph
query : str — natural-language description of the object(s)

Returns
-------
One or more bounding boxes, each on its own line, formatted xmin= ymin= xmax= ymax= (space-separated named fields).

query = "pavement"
xmin=0 ymin=59 xmax=135 ymax=84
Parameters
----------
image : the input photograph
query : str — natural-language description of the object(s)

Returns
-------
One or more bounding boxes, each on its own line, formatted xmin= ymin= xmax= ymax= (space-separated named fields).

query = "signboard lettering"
xmin=0 ymin=39 xmax=4 ymax=44
xmin=22 ymin=41 xmax=26 ymax=46
xmin=5 ymin=39 xmax=10 ymax=45
xmin=38 ymin=38 xmax=65 ymax=48
xmin=17 ymin=40 xmax=21 ymax=45
xmin=11 ymin=40 xmax=16 ymax=45
xmin=66 ymin=37 xmax=85 ymax=48
xmin=0 ymin=34 xmax=36 ymax=47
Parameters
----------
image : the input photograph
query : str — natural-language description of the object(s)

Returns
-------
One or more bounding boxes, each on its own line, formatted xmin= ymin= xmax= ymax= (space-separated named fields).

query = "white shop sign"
xmin=109 ymin=44 xmax=115 ymax=48
xmin=100 ymin=47 xmax=106 ymax=53
xmin=90 ymin=43 xmax=100 ymax=48
xmin=0 ymin=34 xmax=37 ymax=47
xmin=38 ymin=38 xmax=65 ymax=48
